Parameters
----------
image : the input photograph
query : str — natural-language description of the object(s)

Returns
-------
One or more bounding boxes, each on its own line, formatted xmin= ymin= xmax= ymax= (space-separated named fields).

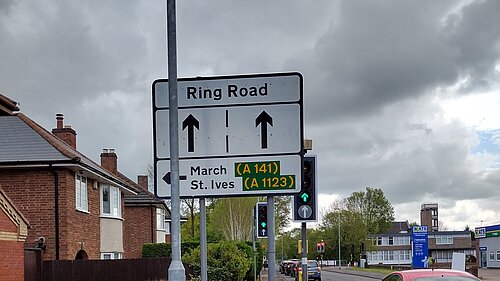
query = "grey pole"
xmin=338 ymin=210 xmax=341 ymax=269
xmin=252 ymin=205 xmax=257 ymax=281
xmin=301 ymin=222 xmax=307 ymax=281
xmin=267 ymin=196 xmax=276 ymax=281
xmin=200 ymin=198 xmax=208 ymax=281
xmin=166 ymin=0 xmax=185 ymax=280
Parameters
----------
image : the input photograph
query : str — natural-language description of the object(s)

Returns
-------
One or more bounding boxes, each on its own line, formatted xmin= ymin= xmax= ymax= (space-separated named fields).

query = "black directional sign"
xmin=152 ymin=72 xmax=303 ymax=198
xmin=182 ymin=114 xmax=199 ymax=153
xmin=255 ymin=111 xmax=273 ymax=149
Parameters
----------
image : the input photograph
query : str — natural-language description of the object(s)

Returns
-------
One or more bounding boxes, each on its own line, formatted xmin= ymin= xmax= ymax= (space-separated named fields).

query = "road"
xmin=276 ymin=270 xmax=379 ymax=281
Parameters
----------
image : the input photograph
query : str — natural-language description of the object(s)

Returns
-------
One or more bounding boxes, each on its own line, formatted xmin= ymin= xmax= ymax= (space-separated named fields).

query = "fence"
xmin=25 ymin=248 xmax=43 ymax=281
xmin=38 ymin=257 xmax=192 ymax=281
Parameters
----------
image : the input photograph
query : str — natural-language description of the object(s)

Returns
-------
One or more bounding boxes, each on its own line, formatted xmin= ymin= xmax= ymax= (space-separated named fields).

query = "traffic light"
xmin=316 ymin=241 xmax=325 ymax=253
xmin=293 ymin=155 xmax=317 ymax=221
xmin=256 ymin=202 xmax=268 ymax=238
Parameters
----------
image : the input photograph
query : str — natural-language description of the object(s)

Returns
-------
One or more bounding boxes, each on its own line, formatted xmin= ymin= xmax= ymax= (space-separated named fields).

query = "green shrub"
xmin=182 ymin=241 xmax=252 ymax=281
xmin=142 ymin=242 xmax=201 ymax=258
xmin=142 ymin=243 xmax=170 ymax=258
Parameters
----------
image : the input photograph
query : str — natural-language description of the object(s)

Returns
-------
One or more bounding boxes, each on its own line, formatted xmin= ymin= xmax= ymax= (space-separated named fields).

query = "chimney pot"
xmin=100 ymin=148 xmax=118 ymax=175
xmin=52 ymin=113 xmax=77 ymax=149
xmin=56 ymin=113 xmax=64 ymax=129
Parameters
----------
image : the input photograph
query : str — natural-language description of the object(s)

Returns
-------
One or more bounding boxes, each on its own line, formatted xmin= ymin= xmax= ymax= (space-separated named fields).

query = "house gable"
xmin=0 ymin=188 xmax=28 ymax=242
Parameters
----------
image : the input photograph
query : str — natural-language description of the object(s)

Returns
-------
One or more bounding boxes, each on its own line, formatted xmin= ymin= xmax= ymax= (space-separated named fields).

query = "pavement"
xmin=260 ymin=266 xmax=500 ymax=281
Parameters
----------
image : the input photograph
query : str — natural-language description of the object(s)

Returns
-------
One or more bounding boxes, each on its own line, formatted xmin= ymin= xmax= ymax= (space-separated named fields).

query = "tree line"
xmin=178 ymin=187 xmax=395 ymax=263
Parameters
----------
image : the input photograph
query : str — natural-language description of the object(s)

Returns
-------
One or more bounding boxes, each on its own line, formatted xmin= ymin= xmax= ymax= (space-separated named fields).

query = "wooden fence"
xmin=39 ymin=257 xmax=192 ymax=281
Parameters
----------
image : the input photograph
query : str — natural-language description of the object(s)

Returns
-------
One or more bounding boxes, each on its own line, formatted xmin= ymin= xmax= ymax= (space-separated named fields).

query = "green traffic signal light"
xmin=300 ymin=191 xmax=310 ymax=203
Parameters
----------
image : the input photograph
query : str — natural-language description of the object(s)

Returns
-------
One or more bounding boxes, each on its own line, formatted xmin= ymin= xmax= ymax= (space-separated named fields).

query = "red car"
xmin=382 ymin=269 xmax=479 ymax=281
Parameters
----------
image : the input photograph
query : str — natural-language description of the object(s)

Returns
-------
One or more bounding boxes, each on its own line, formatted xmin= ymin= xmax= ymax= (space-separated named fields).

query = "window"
xmin=101 ymin=252 xmax=122 ymax=260
xmin=388 ymin=237 xmax=394 ymax=245
xmin=497 ymin=251 xmax=500 ymax=261
xmin=489 ymin=251 xmax=495 ymax=261
xmin=436 ymin=235 xmax=453 ymax=244
xmin=76 ymin=175 xmax=88 ymax=212
xmin=101 ymin=184 xmax=121 ymax=217
xmin=157 ymin=208 xmax=166 ymax=230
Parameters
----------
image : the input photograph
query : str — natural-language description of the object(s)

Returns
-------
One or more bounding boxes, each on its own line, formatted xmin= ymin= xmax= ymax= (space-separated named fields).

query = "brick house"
xmin=0 ymin=187 xmax=29 ymax=281
xmin=99 ymin=150 xmax=170 ymax=258
xmin=0 ymin=93 xmax=140 ymax=260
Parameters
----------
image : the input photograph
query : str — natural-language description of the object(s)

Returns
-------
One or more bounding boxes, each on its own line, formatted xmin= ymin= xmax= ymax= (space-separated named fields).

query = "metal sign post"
xmin=267 ymin=196 xmax=276 ymax=281
xmin=200 ymin=198 xmax=207 ymax=281
xmin=165 ymin=0 xmax=185 ymax=280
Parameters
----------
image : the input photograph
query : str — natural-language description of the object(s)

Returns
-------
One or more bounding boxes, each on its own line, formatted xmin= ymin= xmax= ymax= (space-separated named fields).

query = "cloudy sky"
xmin=1 ymin=0 xmax=499 ymax=230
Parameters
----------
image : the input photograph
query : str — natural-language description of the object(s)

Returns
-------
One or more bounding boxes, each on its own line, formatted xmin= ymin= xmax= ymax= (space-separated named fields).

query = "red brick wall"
xmin=0 ymin=168 xmax=100 ymax=260
xmin=0 ymin=208 xmax=17 ymax=233
xmin=0 ymin=240 xmax=24 ymax=281
xmin=123 ymin=206 xmax=154 ymax=258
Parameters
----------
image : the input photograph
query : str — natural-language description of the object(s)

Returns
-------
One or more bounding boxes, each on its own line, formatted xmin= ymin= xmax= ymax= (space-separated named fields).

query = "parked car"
xmin=382 ymin=269 xmax=479 ymax=281
xmin=279 ymin=260 xmax=290 ymax=274
xmin=294 ymin=260 xmax=321 ymax=281
xmin=285 ymin=259 xmax=299 ymax=276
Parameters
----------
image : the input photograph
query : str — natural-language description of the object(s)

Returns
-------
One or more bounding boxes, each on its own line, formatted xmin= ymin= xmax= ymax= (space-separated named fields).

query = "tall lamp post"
xmin=338 ymin=209 xmax=341 ymax=269
xmin=281 ymin=235 xmax=284 ymax=262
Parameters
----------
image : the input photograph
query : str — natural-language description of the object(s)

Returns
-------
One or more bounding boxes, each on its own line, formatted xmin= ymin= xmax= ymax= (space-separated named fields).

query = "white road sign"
xmin=152 ymin=72 xmax=303 ymax=198
xmin=156 ymin=155 xmax=302 ymax=198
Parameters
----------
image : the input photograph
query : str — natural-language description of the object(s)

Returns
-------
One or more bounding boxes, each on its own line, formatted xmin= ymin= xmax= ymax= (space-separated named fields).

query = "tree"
xmin=274 ymin=196 xmax=291 ymax=234
xmin=209 ymin=197 xmax=258 ymax=240
xmin=181 ymin=198 xmax=198 ymax=239
xmin=345 ymin=187 xmax=394 ymax=234
xmin=319 ymin=202 xmax=367 ymax=262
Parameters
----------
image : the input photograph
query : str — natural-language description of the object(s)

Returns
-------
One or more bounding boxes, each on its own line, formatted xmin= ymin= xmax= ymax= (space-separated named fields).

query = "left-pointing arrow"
xmin=182 ymin=114 xmax=199 ymax=153
xmin=162 ymin=172 xmax=187 ymax=185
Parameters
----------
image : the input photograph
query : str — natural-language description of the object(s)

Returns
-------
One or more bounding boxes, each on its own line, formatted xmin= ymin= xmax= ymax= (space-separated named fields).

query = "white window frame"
xmin=157 ymin=208 xmax=166 ymax=230
xmin=436 ymin=235 xmax=453 ymax=244
xmin=76 ymin=175 xmax=88 ymax=212
xmin=101 ymin=252 xmax=122 ymax=260
xmin=489 ymin=251 xmax=495 ymax=261
xmin=101 ymin=184 xmax=121 ymax=218
xmin=497 ymin=250 xmax=500 ymax=261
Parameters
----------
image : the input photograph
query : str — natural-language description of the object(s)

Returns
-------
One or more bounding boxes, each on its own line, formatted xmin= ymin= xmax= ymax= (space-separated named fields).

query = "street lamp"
xmin=338 ymin=209 xmax=341 ymax=269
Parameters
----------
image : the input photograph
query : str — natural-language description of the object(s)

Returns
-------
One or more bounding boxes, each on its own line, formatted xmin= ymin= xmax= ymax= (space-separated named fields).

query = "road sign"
xmin=156 ymin=155 xmax=301 ymax=198
xmin=153 ymin=72 xmax=303 ymax=198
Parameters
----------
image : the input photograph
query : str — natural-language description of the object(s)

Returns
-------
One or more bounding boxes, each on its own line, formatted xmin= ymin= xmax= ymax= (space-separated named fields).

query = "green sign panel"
xmin=235 ymin=161 xmax=296 ymax=191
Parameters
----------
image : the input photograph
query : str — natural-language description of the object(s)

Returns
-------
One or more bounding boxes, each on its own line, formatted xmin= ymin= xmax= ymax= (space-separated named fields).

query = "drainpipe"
xmin=151 ymin=207 xmax=155 ymax=242
xmin=50 ymin=165 xmax=60 ymax=260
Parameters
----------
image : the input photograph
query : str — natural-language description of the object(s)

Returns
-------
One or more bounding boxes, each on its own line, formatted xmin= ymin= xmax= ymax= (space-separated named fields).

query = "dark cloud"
xmin=1 ymin=0 xmax=499 ymax=229
xmin=443 ymin=0 xmax=500 ymax=93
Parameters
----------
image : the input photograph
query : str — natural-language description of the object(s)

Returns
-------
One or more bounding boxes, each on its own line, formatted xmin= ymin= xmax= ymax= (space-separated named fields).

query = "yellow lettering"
xmin=250 ymin=178 xmax=259 ymax=188
xmin=242 ymin=164 xmax=251 ymax=174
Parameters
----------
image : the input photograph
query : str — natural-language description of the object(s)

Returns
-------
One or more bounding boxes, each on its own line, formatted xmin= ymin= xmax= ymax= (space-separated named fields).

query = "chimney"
xmin=100 ymin=149 xmax=118 ymax=175
xmin=137 ymin=175 xmax=149 ymax=192
xmin=51 ymin=114 xmax=77 ymax=149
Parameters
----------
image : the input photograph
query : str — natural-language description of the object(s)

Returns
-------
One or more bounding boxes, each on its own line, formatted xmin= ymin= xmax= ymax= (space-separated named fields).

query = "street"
xmin=268 ymin=268 xmax=381 ymax=281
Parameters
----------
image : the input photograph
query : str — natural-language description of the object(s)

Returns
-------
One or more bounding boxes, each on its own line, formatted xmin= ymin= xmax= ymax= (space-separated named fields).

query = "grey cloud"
xmin=443 ymin=0 xmax=500 ymax=92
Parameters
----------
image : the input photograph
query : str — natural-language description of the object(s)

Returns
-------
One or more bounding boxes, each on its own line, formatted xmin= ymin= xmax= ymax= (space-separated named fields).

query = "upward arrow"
xmin=182 ymin=114 xmax=199 ymax=153
xmin=255 ymin=111 xmax=273 ymax=149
